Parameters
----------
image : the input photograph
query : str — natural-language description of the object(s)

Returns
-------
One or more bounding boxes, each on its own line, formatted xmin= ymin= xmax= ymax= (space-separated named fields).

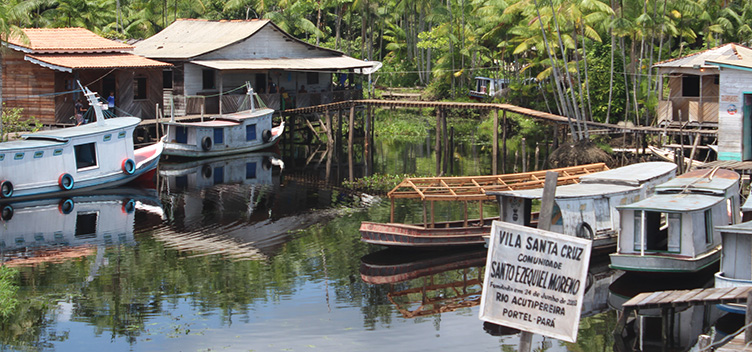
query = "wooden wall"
xmin=2 ymin=51 xmax=56 ymax=125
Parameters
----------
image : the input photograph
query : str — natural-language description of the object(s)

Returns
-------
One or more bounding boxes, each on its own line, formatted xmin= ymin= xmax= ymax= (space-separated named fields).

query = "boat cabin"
xmin=611 ymin=169 xmax=739 ymax=272
xmin=487 ymin=162 xmax=677 ymax=252
xmin=469 ymin=77 xmax=508 ymax=100
xmin=714 ymin=220 xmax=752 ymax=312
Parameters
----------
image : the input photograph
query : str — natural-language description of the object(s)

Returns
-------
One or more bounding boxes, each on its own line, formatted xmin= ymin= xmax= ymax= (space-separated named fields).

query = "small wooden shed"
xmin=133 ymin=19 xmax=377 ymax=116
xmin=1 ymin=28 xmax=171 ymax=125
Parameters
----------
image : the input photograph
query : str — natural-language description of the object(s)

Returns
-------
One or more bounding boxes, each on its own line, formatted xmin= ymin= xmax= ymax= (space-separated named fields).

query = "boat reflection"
xmin=609 ymin=271 xmax=721 ymax=351
xmin=156 ymin=151 xmax=345 ymax=260
xmin=360 ymin=248 xmax=486 ymax=318
xmin=0 ymin=188 xmax=163 ymax=266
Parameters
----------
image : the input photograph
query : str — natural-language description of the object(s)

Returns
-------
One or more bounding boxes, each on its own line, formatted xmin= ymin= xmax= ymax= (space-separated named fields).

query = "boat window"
xmin=176 ymin=126 xmax=188 ymax=144
xmin=133 ymin=77 xmax=147 ymax=100
xmin=667 ymin=213 xmax=681 ymax=252
xmin=214 ymin=128 xmax=224 ymax=144
xmin=75 ymin=212 xmax=98 ymax=239
xmin=246 ymin=162 xmax=257 ymax=179
xmin=633 ymin=211 xmax=643 ymax=251
xmin=246 ymin=124 xmax=257 ymax=141
xmin=727 ymin=198 xmax=734 ymax=225
xmin=705 ymin=209 xmax=713 ymax=244
xmin=74 ymin=143 xmax=97 ymax=169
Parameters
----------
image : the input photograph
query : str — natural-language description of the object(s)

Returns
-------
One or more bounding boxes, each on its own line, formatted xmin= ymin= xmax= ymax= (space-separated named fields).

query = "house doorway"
xmin=744 ymin=94 xmax=752 ymax=160
xmin=103 ymin=76 xmax=116 ymax=114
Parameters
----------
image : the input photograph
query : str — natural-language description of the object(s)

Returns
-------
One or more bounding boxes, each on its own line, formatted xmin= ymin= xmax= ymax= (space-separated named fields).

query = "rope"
xmin=3 ymin=89 xmax=82 ymax=101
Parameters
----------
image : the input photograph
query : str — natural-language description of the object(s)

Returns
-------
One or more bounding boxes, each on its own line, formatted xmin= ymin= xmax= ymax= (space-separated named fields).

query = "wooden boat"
xmin=0 ymin=86 xmax=163 ymax=201
xmin=609 ymin=168 xmax=740 ymax=273
xmin=161 ymin=85 xmax=283 ymax=158
xmin=360 ymin=163 xmax=612 ymax=248
xmin=487 ymin=162 xmax=678 ymax=252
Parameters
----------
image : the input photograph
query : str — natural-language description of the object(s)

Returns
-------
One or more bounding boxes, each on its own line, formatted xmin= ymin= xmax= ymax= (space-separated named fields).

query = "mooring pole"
xmin=521 ymin=137 xmax=527 ymax=172
xmin=493 ymin=109 xmax=499 ymax=175
xmin=746 ymin=290 xmax=752 ymax=344
xmin=349 ymin=105 xmax=355 ymax=182
xmin=436 ymin=108 xmax=442 ymax=176
xmin=502 ymin=110 xmax=507 ymax=174
xmin=365 ymin=105 xmax=371 ymax=177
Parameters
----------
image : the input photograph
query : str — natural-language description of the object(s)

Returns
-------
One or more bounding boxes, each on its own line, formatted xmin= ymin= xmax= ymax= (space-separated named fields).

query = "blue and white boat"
xmin=161 ymin=86 xmax=283 ymax=158
xmin=0 ymin=86 xmax=163 ymax=201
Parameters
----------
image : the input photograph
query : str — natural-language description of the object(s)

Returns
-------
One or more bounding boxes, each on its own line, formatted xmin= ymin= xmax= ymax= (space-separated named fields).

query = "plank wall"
xmin=2 ymin=51 xmax=56 ymax=124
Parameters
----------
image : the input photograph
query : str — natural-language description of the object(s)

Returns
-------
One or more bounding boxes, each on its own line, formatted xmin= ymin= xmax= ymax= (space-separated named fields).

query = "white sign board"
xmin=479 ymin=221 xmax=592 ymax=343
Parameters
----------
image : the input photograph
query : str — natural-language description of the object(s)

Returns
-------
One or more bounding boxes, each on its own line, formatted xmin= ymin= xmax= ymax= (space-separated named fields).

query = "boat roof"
xmin=656 ymin=168 xmax=739 ymax=195
xmin=717 ymin=220 xmax=752 ymax=235
xmin=742 ymin=195 xmax=752 ymax=212
xmin=163 ymin=108 xmax=274 ymax=127
xmin=0 ymin=117 xmax=140 ymax=150
xmin=618 ymin=193 xmax=723 ymax=212
xmin=489 ymin=182 xmax=638 ymax=199
xmin=387 ymin=163 xmax=610 ymax=201
xmin=579 ymin=161 xmax=676 ymax=186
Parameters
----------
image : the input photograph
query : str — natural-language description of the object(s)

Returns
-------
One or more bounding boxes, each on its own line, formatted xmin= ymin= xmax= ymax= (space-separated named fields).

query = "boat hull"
xmin=714 ymin=272 xmax=751 ymax=314
xmin=609 ymin=247 xmax=720 ymax=273
xmin=360 ymin=220 xmax=493 ymax=248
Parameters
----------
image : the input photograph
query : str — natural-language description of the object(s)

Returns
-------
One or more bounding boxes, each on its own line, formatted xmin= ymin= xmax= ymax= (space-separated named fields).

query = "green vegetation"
xmin=0 ymin=266 xmax=18 ymax=320
xmin=342 ymin=173 xmax=418 ymax=194
xmin=1 ymin=105 xmax=42 ymax=141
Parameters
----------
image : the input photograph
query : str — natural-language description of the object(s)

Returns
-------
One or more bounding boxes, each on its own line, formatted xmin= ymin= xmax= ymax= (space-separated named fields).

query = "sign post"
xmin=479 ymin=216 xmax=592 ymax=342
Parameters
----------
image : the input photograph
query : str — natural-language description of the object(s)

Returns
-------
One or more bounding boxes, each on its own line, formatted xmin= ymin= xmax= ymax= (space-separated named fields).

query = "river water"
xmin=0 ymin=124 xmax=737 ymax=351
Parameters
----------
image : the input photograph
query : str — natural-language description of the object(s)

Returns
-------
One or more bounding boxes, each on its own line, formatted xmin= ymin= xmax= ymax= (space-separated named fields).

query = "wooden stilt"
xmin=430 ymin=201 xmax=435 ymax=228
xmin=365 ymin=105 xmax=371 ymax=177
xmin=337 ymin=109 xmax=343 ymax=180
xmin=443 ymin=112 xmax=449 ymax=175
xmin=502 ymin=110 xmax=507 ymax=174
xmin=479 ymin=201 xmax=483 ymax=227
xmin=534 ymin=142 xmax=540 ymax=171
xmin=390 ymin=197 xmax=395 ymax=223
xmin=493 ymin=110 xmax=499 ymax=175
xmin=522 ymin=137 xmax=527 ymax=172
xmin=423 ymin=201 xmax=428 ymax=228
xmin=325 ymin=110 xmax=333 ymax=182
xmin=463 ymin=201 xmax=468 ymax=227
xmin=436 ymin=108 xmax=442 ymax=176
xmin=349 ymin=105 xmax=355 ymax=182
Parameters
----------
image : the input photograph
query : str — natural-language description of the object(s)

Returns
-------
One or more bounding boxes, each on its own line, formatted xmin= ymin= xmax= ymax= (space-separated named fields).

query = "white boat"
xmin=161 ymin=86 xmax=283 ymax=158
xmin=0 ymin=86 xmax=163 ymax=201
xmin=610 ymin=168 xmax=740 ymax=273
xmin=714 ymin=215 xmax=752 ymax=314
xmin=487 ymin=162 xmax=677 ymax=252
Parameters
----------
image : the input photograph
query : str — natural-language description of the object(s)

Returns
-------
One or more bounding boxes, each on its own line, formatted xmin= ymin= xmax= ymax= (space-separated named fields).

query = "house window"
xmin=682 ymin=75 xmax=700 ymax=97
xmin=203 ymin=70 xmax=216 ymax=90
xmin=74 ymin=143 xmax=97 ymax=169
xmin=307 ymin=72 xmax=319 ymax=85
xmin=134 ymin=77 xmax=147 ymax=100
xmin=163 ymin=70 xmax=173 ymax=89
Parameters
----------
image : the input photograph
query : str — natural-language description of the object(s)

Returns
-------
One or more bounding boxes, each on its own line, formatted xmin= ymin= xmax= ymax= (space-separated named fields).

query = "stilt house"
xmin=133 ymin=19 xmax=377 ymax=116
xmin=1 ymin=28 xmax=171 ymax=125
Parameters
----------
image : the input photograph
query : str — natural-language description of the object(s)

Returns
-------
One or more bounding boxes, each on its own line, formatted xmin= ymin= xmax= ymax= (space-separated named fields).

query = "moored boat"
xmin=714 ymin=216 xmax=752 ymax=314
xmin=360 ymin=163 xmax=612 ymax=248
xmin=161 ymin=85 xmax=283 ymax=158
xmin=0 ymin=86 xmax=163 ymax=201
xmin=486 ymin=161 xmax=678 ymax=253
xmin=609 ymin=168 xmax=740 ymax=273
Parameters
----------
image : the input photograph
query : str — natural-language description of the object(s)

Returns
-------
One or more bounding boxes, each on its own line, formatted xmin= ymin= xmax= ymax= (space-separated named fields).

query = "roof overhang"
xmin=25 ymin=53 xmax=172 ymax=72
xmin=190 ymin=57 xmax=375 ymax=71
xmin=705 ymin=60 xmax=752 ymax=73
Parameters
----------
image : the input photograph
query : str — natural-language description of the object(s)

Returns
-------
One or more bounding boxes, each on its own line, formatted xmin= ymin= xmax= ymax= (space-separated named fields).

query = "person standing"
xmin=74 ymin=99 xmax=85 ymax=125
xmin=107 ymin=92 xmax=115 ymax=109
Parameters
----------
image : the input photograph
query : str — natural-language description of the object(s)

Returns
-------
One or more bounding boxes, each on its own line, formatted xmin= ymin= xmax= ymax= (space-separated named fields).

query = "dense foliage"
xmin=1 ymin=0 xmax=752 ymax=127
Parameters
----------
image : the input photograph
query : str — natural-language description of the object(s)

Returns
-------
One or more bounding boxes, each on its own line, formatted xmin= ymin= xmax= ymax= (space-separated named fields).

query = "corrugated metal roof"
xmin=705 ymin=45 xmax=752 ymax=70
xmin=6 ymin=28 xmax=133 ymax=53
xmin=656 ymin=168 xmax=739 ymax=194
xmin=617 ymin=193 xmax=722 ymax=212
xmin=132 ymin=19 xmax=270 ymax=59
xmin=25 ymin=53 xmax=171 ymax=72
xmin=653 ymin=44 xmax=752 ymax=69
xmin=579 ymin=161 xmax=676 ymax=186
xmin=192 ymin=57 xmax=374 ymax=71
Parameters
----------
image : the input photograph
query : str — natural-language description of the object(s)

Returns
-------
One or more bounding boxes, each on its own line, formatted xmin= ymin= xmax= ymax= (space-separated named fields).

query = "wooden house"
xmin=1 ymin=28 xmax=171 ymax=125
xmin=701 ymin=44 xmax=752 ymax=161
xmin=133 ymin=19 xmax=377 ymax=116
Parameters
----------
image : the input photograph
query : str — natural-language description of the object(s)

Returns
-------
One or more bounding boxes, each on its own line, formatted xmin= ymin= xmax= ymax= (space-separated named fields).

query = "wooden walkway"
xmin=388 ymin=163 xmax=609 ymax=201
xmin=282 ymin=99 xmax=718 ymax=138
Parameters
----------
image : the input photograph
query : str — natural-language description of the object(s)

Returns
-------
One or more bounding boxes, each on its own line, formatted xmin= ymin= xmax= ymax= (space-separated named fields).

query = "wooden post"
xmin=430 ymin=201 xmax=435 ymax=228
xmin=364 ymin=106 xmax=371 ymax=177
xmin=493 ymin=110 xmax=499 ymax=175
xmin=448 ymin=126 xmax=454 ymax=174
xmin=443 ymin=112 xmax=449 ymax=175
xmin=745 ymin=290 xmax=752 ymax=344
xmin=390 ymin=198 xmax=395 ymax=223
xmin=423 ymin=201 xmax=428 ymax=228
xmin=155 ymin=104 xmax=160 ymax=141
xmin=521 ymin=137 xmax=527 ymax=172
xmin=519 ymin=171 xmax=559 ymax=352
xmin=349 ymin=105 xmax=355 ymax=182
xmin=687 ymin=134 xmax=700 ymax=172
xmin=325 ymin=110 xmax=333 ymax=181
xmin=534 ymin=143 xmax=540 ymax=171
xmin=502 ymin=110 xmax=507 ymax=174
xmin=338 ymin=109 xmax=343 ymax=179
xmin=219 ymin=72 xmax=224 ymax=116
xmin=436 ymin=108 xmax=442 ymax=176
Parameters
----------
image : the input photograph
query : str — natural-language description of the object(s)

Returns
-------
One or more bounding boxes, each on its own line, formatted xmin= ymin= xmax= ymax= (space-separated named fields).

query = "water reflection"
xmin=0 ymin=188 xmax=162 ymax=266
xmin=360 ymin=248 xmax=486 ymax=318
xmin=609 ymin=270 xmax=722 ymax=352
